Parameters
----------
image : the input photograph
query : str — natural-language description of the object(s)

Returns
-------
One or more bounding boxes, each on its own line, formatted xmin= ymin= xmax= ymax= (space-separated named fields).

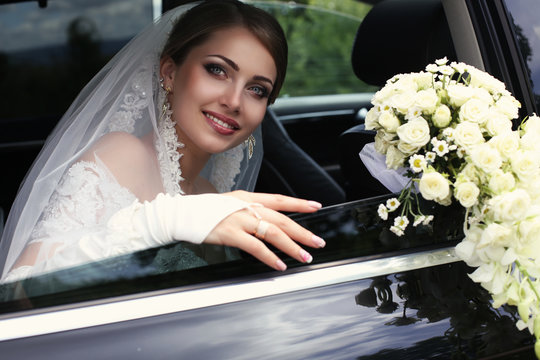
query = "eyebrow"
xmin=208 ymin=54 xmax=274 ymax=87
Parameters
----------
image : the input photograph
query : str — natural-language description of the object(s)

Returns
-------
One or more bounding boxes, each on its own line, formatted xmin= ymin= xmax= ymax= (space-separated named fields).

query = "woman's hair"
xmin=161 ymin=0 xmax=287 ymax=103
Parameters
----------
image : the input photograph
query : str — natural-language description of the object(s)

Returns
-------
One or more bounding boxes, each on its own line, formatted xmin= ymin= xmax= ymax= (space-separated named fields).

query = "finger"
xmin=255 ymin=206 xmax=326 ymax=249
xmin=229 ymin=191 xmax=322 ymax=213
xmin=226 ymin=230 xmax=288 ymax=271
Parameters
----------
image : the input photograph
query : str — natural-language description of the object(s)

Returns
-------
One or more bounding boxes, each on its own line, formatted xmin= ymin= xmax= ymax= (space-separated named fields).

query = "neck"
xmin=174 ymin=126 xmax=212 ymax=195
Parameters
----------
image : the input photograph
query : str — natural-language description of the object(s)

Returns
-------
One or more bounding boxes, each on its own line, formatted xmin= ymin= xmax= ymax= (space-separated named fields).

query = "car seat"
xmin=255 ymin=107 xmax=346 ymax=206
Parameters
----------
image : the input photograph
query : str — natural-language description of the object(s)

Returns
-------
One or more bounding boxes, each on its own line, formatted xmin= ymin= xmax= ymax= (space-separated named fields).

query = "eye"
xmin=204 ymin=63 xmax=226 ymax=77
xmin=249 ymin=85 xmax=269 ymax=99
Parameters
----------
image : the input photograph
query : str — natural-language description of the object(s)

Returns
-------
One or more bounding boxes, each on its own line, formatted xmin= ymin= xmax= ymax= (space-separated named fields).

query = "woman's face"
xmin=162 ymin=26 xmax=277 ymax=156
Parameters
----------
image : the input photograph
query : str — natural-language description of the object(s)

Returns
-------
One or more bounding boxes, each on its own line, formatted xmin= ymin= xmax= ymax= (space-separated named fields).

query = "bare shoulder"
xmin=80 ymin=131 xmax=149 ymax=163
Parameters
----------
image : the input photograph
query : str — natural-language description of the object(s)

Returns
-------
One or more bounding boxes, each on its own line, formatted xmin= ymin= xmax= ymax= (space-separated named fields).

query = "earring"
xmin=245 ymin=134 xmax=256 ymax=159
xmin=160 ymin=77 xmax=172 ymax=94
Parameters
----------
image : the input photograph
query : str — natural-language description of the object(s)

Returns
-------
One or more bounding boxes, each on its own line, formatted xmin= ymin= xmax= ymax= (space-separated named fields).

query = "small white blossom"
xmin=386 ymin=198 xmax=400 ymax=211
xmin=425 ymin=151 xmax=436 ymax=163
xmin=377 ymin=204 xmax=388 ymax=220
xmin=394 ymin=216 xmax=410 ymax=230
xmin=435 ymin=57 xmax=448 ymax=66
xmin=390 ymin=225 xmax=405 ymax=237
xmin=432 ymin=139 xmax=450 ymax=157
xmin=409 ymin=154 xmax=426 ymax=173
xmin=413 ymin=215 xmax=426 ymax=227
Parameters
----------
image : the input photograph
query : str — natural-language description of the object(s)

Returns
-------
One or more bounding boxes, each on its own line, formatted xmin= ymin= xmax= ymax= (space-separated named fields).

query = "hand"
xmin=203 ymin=191 xmax=326 ymax=271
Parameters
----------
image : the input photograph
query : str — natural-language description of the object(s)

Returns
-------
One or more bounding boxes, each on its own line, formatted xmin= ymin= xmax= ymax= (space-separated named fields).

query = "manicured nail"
xmin=300 ymin=249 xmax=313 ymax=264
xmin=276 ymin=259 xmax=287 ymax=271
xmin=307 ymin=200 xmax=322 ymax=210
xmin=312 ymin=235 xmax=326 ymax=248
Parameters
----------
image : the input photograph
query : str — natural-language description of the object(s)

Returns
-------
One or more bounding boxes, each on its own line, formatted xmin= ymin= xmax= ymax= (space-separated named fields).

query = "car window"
xmin=0 ymin=0 xmax=460 ymax=315
xmin=503 ymin=0 xmax=540 ymax=112
xmin=251 ymin=0 xmax=379 ymax=97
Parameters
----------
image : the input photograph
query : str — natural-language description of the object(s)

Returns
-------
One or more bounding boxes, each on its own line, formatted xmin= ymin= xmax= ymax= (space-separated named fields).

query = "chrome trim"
xmin=152 ymin=0 xmax=162 ymax=20
xmin=0 ymin=247 xmax=459 ymax=341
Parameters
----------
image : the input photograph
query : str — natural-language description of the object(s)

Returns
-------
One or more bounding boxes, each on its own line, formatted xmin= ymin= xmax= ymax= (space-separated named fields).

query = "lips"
xmin=203 ymin=111 xmax=239 ymax=135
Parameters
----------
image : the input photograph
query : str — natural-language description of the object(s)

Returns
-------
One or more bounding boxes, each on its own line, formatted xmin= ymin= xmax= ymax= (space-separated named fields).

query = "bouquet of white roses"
xmin=365 ymin=57 xmax=540 ymax=357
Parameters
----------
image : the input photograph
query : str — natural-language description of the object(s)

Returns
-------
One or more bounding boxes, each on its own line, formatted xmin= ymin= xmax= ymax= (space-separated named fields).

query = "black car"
xmin=0 ymin=0 xmax=539 ymax=358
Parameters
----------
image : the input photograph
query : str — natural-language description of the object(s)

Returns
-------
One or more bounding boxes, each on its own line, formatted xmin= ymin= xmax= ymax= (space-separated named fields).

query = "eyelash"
xmin=204 ymin=63 xmax=269 ymax=99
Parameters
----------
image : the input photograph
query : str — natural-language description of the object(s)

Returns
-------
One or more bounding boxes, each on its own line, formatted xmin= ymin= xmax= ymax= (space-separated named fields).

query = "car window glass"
xmin=252 ymin=0 xmax=379 ymax=97
xmin=503 ymin=0 xmax=540 ymax=112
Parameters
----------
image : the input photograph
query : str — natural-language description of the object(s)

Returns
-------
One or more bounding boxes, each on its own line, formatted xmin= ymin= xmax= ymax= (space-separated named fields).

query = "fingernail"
xmin=300 ymin=249 xmax=313 ymax=264
xmin=312 ymin=235 xmax=326 ymax=248
xmin=307 ymin=200 xmax=322 ymax=210
xmin=276 ymin=259 xmax=287 ymax=271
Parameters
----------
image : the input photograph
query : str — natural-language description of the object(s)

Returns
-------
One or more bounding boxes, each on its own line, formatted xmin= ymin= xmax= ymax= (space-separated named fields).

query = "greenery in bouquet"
xmin=366 ymin=57 xmax=540 ymax=357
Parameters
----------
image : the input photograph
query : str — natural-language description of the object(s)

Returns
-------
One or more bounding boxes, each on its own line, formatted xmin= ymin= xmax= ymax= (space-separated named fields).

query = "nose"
xmin=220 ymin=83 xmax=242 ymax=113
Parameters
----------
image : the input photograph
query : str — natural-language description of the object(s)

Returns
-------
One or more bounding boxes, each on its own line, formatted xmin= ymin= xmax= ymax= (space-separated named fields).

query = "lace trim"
xmin=210 ymin=144 xmax=244 ymax=193
xmin=108 ymin=69 xmax=150 ymax=134
xmin=156 ymin=99 xmax=185 ymax=195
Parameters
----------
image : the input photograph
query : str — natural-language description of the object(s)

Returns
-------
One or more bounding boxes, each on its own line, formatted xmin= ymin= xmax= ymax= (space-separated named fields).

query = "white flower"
xmin=425 ymin=151 xmax=436 ymax=163
xmin=459 ymin=98 xmax=490 ymax=124
xmin=377 ymin=204 xmax=388 ymax=220
xmin=422 ymin=215 xmax=434 ymax=225
xmin=385 ymin=145 xmax=407 ymax=170
xmin=447 ymin=83 xmax=476 ymax=107
xmin=391 ymin=90 xmax=417 ymax=115
xmin=364 ymin=107 xmax=381 ymax=130
xmin=432 ymin=104 xmax=452 ymax=128
xmin=486 ymin=113 xmax=513 ymax=136
xmin=495 ymin=95 xmax=521 ymax=120
xmin=378 ymin=110 xmax=401 ymax=132
xmin=468 ymin=67 xmax=507 ymax=94
xmin=396 ymin=117 xmax=431 ymax=147
xmin=413 ymin=215 xmax=425 ymax=227
xmin=477 ymin=223 xmax=513 ymax=248
xmin=386 ymin=198 xmax=401 ymax=211
xmin=435 ymin=57 xmax=448 ymax=66
xmin=489 ymin=188 xmax=531 ymax=222
xmin=432 ymin=139 xmax=450 ymax=157
xmin=374 ymin=132 xmax=394 ymax=154
xmin=405 ymin=107 xmax=423 ymax=121
xmin=511 ymin=150 xmax=540 ymax=181
xmin=454 ymin=181 xmax=480 ymax=208
xmin=426 ymin=63 xmax=438 ymax=73
xmin=488 ymin=170 xmax=515 ymax=195
xmin=489 ymin=131 xmax=520 ymax=160
xmin=453 ymin=121 xmax=485 ymax=149
xmin=442 ymin=127 xmax=455 ymax=140
xmin=469 ymin=143 xmax=502 ymax=173
xmin=397 ymin=141 xmax=420 ymax=155
xmin=393 ymin=216 xmax=410 ymax=230
xmin=415 ymin=88 xmax=439 ymax=114
xmin=390 ymin=225 xmax=404 ymax=237
xmin=419 ymin=170 xmax=450 ymax=203
xmin=409 ymin=154 xmax=426 ymax=173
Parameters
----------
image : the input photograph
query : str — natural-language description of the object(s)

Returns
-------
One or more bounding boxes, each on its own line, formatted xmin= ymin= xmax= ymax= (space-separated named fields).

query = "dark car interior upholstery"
xmin=339 ymin=0 xmax=458 ymax=201
xmin=255 ymin=108 xmax=346 ymax=206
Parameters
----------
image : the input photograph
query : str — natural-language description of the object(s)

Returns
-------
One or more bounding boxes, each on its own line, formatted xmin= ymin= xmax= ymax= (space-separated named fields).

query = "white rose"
xmin=489 ymin=131 xmax=519 ymax=159
xmin=518 ymin=211 xmax=540 ymax=256
xmin=520 ymin=130 xmax=540 ymax=153
xmin=454 ymin=181 xmax=480 ymax=208
xmin=495 ymin=95 xmax=521 ymax=120
xmin=397 ymin=141 xmax=420 ymax=155
xmin=419 ymin=170 xmax=450 ymax=203
xmin=469 ymin=143 xmax=502 ymax=173
xmin=447 ymin=83 xmax=476 ymax=107
xmin=468 ymin=67 xmax=507 ymax=94
xmin=378 ymin=110 xmax=400 ymax=132
xmin=522 ymin=114 xmax=540 ymax=135
xmin=453 ymin=121 xmax=485 ymax=149
xmin=477 ymin=223 xmax=513 ymax=248
xmin=432 ymin=104 xmax=452 ymax=128
xmin=485 ymin=112 xmax=513 ymax=136
xmin=374 ymin=132 xmax=393 ymax=154
xmin=391 ymin=90 xmax=417 ymax=115
xmin=414 ymin=72 xmax=433 ymax=89
xmin=511 ymin=150 xmax=540 ymax=180
xmin=472 ymin=87 xmax=494 ymax=105
xmin=364 ymin=107 xmax=381 ymax=130
xmin=385 ymin=145 xmax=407 ymax=170
xmin=396 ymin=117 xmax=431 ymax=147
xmin=459 ymin=98 xmax=490 ymax=124
xmin=489 ymin=188 xmax=531 ymax=222
xmin=488 ymin=170 xmax=515 ymax=195
xmin=415 ymin=88 xmax=439 ymax=114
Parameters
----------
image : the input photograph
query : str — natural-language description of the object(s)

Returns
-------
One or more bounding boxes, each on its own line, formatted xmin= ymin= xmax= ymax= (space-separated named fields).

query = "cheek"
xmin=243 ymin=100 xmax=267 ymax=131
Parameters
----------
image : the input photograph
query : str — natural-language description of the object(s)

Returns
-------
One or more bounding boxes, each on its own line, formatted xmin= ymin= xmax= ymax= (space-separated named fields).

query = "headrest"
xmin=352 ymin=0 xmax=457 ymax=86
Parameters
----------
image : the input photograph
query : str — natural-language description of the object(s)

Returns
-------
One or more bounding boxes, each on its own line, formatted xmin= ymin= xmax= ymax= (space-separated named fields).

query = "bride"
xmin=0 ymin=0 xmax=326 ymax=282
